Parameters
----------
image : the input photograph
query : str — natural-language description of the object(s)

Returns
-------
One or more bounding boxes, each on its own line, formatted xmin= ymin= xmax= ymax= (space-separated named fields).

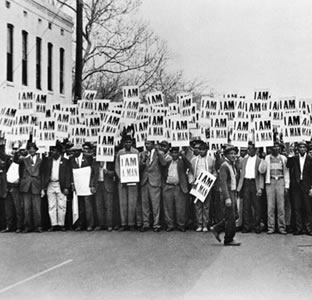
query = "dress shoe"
xmin=177 ymin=227 xmax=186 ymax=232
xmin=293 ymin=230 xmax=303 ymax=235
xmin=118 ymin=226 xmax=126 ymax=232
xmin=1 ymin=228 xmax=12 ymax=233
xmin=140 ymin=226 xmax=149 ymax=232
xmin=166 ymin=227 xmax=174 ymax=232
xmin=129 ymin=226 xmax=136 ymax=232
xmin=210 ymin=226 xmax=221 ymax=243
xmin=255 ymin=227 xmax=261 ymax=234
xmin=35 ymin=227 xmax=43 ymax=233
xmin=286 ymin=226 xmax=294 ymax=233
xmin=224 ymin=240 xmax=241 ymax=246
xmin=60 ymin=226 xmax=66 ymax=232
xmin=47 ymin=227 xmax=54 ymax=232
xmin=107 ymin=227 xmax=113 ymax=232
xmin=16 ymin=229 xmax=22 ymax=233
xmin=279 ymin=230 xmax=287 ymax=235
xmin=94 ymin=226 xmax=102 ymax=231
xmin=86 ymin=226 xmax=93 ymax=231
xmin=267 ymin=230 xmax=274 ymax=234
xmin=195 ymin=227 xmax=203 ymax=232
xmin=203 ymin=227 xmax=208 ymax=232
xmin=23 ymin=228 xmax=31 ymax=233
xmin=75 ymin=227 xmax=82 ymax=231
xmin=153 ymin=227 xmax=161 ymax=232
xmin=306 ymin=232 xmax=312 ymax=236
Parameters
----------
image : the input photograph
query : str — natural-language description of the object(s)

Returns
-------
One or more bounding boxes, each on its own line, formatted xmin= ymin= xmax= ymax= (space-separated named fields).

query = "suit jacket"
xmin=287 ymin=154 xmax=312 ymax=191
xmin=139 ymin=149 xmax=167 ymax=187
xmin=19 ymin=155 xmax=43 ymax=194
xmin=163 ymin=156 xmax=192 ymax=194
xmin=237 ymin=155 xmax=264 ymax=192
xmin=90 ymin=161 xmax=115 ymax=193
xmin=0 ymin=154 xmax=11 ymax=198
xmin=42 ymin=156 xmax=71 ymax=193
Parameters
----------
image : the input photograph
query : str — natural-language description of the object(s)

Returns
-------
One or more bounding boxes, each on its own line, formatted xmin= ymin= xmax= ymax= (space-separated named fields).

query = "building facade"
xmin=0 ymin=0 xmax=73 ymax=108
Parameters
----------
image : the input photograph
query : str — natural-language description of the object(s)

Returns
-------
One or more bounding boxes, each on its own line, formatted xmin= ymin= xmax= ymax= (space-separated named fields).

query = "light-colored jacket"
xmin=258 ymin=154 xmax=290 ymax=189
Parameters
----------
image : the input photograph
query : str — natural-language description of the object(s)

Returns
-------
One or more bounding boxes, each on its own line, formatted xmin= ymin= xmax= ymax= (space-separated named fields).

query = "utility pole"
xmin=74 ymin=0 xmax=83 ymax=103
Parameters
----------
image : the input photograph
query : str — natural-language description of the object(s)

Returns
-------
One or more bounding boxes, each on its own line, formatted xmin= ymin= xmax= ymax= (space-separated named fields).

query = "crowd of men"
xmin=0 ymin=135 xmax=312 ymax=247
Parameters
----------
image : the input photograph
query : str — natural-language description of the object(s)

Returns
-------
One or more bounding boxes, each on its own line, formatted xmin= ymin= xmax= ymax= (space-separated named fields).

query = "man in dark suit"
xmin=19 ymin=143 xmax=44 ymax=233
xmin=42 ymin=142 xmax=71 ymax=231
xmin=139 ymin=138 xmax=167 ymax=232
xmin=162 ymin=147 xmax=192 ymax=232
xmin=90 ymin=160 xmax=115 ymax=231
xmin=237 ymin=143 xmax=264 ymax=233
xmin=211 ymin=144 xmax=241 ymax=246
xmin=287 ymin=141 xmax=312 ymax=235
xmin=70 ymin=145 xmax=94 ymax=231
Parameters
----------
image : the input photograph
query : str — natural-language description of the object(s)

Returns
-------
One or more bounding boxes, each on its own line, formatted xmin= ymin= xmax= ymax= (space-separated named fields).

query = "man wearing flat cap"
xmin=42 ymin=142 xmax=71 ymax=231
xmin=19 ymin=143 xmax=44 ymax=233
xmin=287 ymin=141 xmax=312 ymax=235
xmin=211 ymin=144 xmax=241 ymax=246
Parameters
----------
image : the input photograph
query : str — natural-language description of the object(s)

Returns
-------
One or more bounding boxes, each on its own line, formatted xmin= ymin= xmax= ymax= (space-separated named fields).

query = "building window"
xmin=7 ymin=24 xmax=14 ymax=82
xmin=60 ymin=28 xmax=64 ymax=36
xmin=36 ymin=37 xmax=41 ymax=89
xmin=23 ymin=10 xmax=27 ymax=17
xmin=48 ymin=22 xmax=52 ymax=29
xmin=59 ymin=48 xmax=65 ymax=94
xmin=22 ymin=30 xmax=28 ymax=86
xmin=47 ymin=42 xmax=53 ymax=91
xmin=6 ymin=1 xmax=10 ymax=8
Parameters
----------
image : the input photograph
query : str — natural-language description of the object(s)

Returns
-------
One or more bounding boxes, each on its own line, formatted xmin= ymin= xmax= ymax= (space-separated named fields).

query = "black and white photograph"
xmin=0 ymin=0 xmax=312 ymax=299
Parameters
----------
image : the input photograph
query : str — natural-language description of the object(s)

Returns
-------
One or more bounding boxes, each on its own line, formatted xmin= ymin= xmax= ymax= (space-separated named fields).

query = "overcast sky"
xmin=138 ymin=0 xmax=312 ymax=99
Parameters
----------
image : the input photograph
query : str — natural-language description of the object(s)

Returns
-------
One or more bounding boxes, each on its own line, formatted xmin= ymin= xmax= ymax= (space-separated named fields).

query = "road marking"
xmin=0 ymin=259 xmax=73 ymax=294
xmin=298 ymin=245 xmax=312 ymax=247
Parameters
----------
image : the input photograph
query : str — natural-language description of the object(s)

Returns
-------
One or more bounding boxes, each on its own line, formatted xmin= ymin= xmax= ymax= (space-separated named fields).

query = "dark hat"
xmin=190 ymin=139 xmax=203 ymax=148
xmin=123 ymin=134 xmax=133 ymax=142
xmin=223 ymin=144 xmax=238 ymax=155
xmin=82 ymin=142 xmax=93 ymax=150
xmin=71 ymin=144 xmax=82 ymax=151
xmin=297 ymin=140 xmax=307 ymax=148
xmin=159 ymin=140 xmax=170 ymax=147
xmin=170 ymin=146 xmax=180 ymax=153
xmin=27 ymin=142 xmax=38 ymax=151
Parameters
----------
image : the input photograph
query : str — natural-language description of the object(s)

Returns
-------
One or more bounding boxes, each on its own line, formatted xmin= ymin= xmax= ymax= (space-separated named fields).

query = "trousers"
xmin=141 ymin=183 xmax=161 ymax=228
xmin=95 ymin=182 xmax=114 ymax=227
xmin=163 ymin=184 xmax=187 ymax=228
xmin=22 ymin=192 xmax=41 ymax=230
xmin=6 ymin=187 xmax=23 ymax=230
xmin=195 ymin=194 xmax=211 ymax=228
xmin=118 ymin=183 xmax=138 ymax=227
xmin=47 ymin=182 xmax=67 ymax=226
xmin=77 ymin=195 xmax=94 ymax=228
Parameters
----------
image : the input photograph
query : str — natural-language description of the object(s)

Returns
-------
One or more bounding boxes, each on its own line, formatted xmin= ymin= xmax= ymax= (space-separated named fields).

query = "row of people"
xmin=0 ymin=137 xmax=311 ymax=242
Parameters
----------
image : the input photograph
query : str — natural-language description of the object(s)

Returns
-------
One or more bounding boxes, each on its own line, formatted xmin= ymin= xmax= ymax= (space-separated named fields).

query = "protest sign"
xmin=146 ymin=91 xmax=164 ymax=107
xmin=123 ymin=86 xmax=139 ymax=99
xmin=283 ymin=112 xmax=301 ymax=143
xmin=62 ymin=104 xmax=79 ymax=116
xmin=99 ymin=112 xmax=121 ymax=135
xmin=148 ymin=113 xmax=165 ymax=142
xmin=269 ymin=99 xmax=284 ymax=128
xmin=120 ymin=98 xmax=140 ymax=128
xmin=82 ymin=90 xmax=97 ymax=100
xmin=18 ymin=91 xmax=35 ymax=114
xmin=34 ymin=92 xmax=47 ymax=117
xmin=85 ymin=115 xmax=101 ymax=142
xmin=189 ymin=105 xmax=199 ymax=130
xmin=52 ymin=103 xmax=61 ymax=112
xmin=0 ymin=108 xmax=16 ymax=134
xmin=200 ymin=96 xmax=219 ymax=121
xmin=301 ymin=115 xmax=312 ymax=141
xmin=210 ymin=115 xmax=228 ymax=144
xmin=179 ymin=94 xmax=193 ymax=121
xmin=254 ymin=89 xmax=271 ymax=101
xmin=120 ymin=154 xmax=140 ymax=183
xmin=73 ymin=167 xmax=92 ymax=196
xmin=232 ymin=119 xmax=249 ymax=148
xmin=96 ymin=133 xmax=115 ymax=162
xmin=34 ymin=119 xmax=56 ymax=147
xmin=219 ymin=97 xmax=235 ymax=125
xmin=169 ymin=103 xmax=179 ymax=115
xmin=254 ymin=119 xmax=274 ymax=147
xmin=134 ymin=118 xmax=148 ymax=148
xmin=70 ymin=123 xmax=86 ymax=146
xmin=55 ymin=111 xmax=70 ymax=139
xmin=14 ymin=113 xmax=37 ymax=139
xmin=78 ymin=100 xmax=94 ymax=117
xmin=171 ymin=117 xmax=189 ymax=147
xmin=93 ymin=99 xmax=110 ymax=119
xmin=246 ymin=99 xmax=269 ymax=121
xmin=190 ymin=170 xmax=216 ymax=203
xmin=280 ymin=97 xmax=297 ymax=113
xmin=137 ymin=104 xmax=149 ymax=120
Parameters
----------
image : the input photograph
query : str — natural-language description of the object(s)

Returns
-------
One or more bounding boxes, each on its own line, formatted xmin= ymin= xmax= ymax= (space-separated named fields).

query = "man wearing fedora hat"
xmin=211 ymin=144 xmax=241 ymax=246
xmin=287 ymin=141 xmax=312 ymax=235
xmin=42 ymin=142 xmax=71 ymax=232
xmin=19 ymin=143 xmax=44 ymax=233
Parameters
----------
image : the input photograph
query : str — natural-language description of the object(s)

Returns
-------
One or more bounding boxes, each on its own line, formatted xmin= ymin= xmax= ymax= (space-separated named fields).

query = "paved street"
xmin=0 ymin=231 xmax=311 ymax=300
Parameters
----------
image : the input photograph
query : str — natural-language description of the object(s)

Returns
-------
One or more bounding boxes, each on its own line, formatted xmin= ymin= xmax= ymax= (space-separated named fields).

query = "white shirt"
xmin=195 ymin=156 xmax=207 ymax=179
xmin=245 ymin=155 xmax=257 ymax=179
xmin=299 ymin=153 xmax=307 ymax=180
xmin=51 ymin=157 xmax=61 ymax=181
xmin=30 ymin=154 xmax=37 ymax=165
xmin=149 ymin=149 xmax=155 ymax=164
xmin=76 ymin=153 xmax=83 ymax=168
